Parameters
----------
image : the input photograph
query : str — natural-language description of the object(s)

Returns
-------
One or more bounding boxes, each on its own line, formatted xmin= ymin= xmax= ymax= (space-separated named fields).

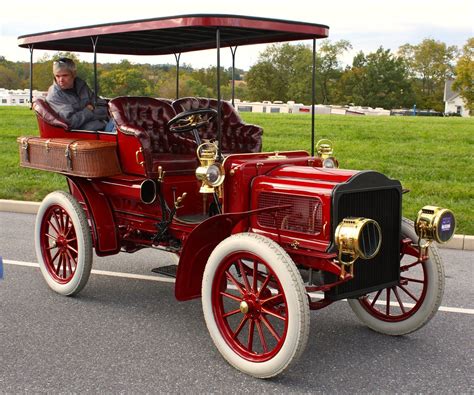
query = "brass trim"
xmin=135 ymin=147 xmax=144 ymax=167
xmin=240 ymin=301 xmax=249 ymax=314
xmin=415 ymin=205 xmax=456 ymax=244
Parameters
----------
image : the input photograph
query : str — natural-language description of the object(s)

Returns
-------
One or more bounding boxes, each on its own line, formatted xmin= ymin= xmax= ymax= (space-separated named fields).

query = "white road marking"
xmin=4 ymin=259 xmax=176 ymax=284
xmin=4 ymin=259 xmax=474 ymax=315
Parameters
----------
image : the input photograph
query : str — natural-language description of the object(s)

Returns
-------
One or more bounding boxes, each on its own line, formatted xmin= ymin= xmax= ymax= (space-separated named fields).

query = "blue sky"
xmin=1 ymin=0 xmax=472 ymax=69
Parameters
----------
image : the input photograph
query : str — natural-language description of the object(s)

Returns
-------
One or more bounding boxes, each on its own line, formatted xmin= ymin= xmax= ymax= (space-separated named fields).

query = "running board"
xmin=151 ymin=265 xmax=178 ymax=278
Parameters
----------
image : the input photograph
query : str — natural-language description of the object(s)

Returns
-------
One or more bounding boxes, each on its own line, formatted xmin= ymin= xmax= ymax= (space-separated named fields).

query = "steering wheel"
xmin=167 ymin=108 xmax=218 ymax=134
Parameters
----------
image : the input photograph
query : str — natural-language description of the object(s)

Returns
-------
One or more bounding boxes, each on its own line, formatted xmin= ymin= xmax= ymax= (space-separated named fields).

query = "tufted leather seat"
xmin=109 ymin=96 xmax=197 ymax=177
xmin=172 ymin=97 xmax=263 ymax=153
xmin=33 ymin=98 xmax=69 ymax=133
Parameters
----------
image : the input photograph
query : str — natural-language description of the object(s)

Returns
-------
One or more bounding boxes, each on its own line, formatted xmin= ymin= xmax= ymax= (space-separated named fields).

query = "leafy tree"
xmin=453 ymin=37 xmax=474 ymax=112
xmin=317 ymin=40 xmax=352 ymax=104
xmin=100 ymin=64 xmax=149 ymax=97
xmin=0 ymin=65 xmax=22 ymax=88
xmin=246 ymin=43 xmax=313 ymax=103
xmin=398 ymin=39 xmax=458 ymax=110
xmin=246 ymin=58 xmax=284 ymax=101
xmin=246 ymin=41 xmax=351 ymax=104
xmin=339 ymin=47 xmax=414 ymax=109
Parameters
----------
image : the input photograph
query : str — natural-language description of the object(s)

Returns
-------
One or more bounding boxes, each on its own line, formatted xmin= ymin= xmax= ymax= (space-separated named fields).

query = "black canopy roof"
xmin=18 ymin=14 xmax=329 ymax=55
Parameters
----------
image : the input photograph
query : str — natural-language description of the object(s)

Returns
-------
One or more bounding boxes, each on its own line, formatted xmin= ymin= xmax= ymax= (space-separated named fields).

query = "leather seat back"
xmin=109 ymin=96 xmax=186 ymax=154
xmin=33 ymin=98 xmax=69 ymax=130
xmin=109 ymin=96 xmax=198 ymax=177
xmin=172 ymin=97 xmax=262 ymax=153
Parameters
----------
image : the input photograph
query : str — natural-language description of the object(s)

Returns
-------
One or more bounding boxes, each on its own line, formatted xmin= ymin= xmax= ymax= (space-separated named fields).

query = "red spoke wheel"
xmin=202 ymin=233 xmax=309 ymax=378
xmin=348 ymin=218 xmax=445 ymax=335
xmin=35 ymin=191 xmax=92 ymax=296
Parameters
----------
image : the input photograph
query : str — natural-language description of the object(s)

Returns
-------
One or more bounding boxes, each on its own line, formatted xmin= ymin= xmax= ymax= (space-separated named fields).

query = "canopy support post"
xmin=311 ymin=38 xmax=317 ymax=157
xmin=174 ymin=53 xmax=181 ymax=99
xmin=28 ymin=45 xmax=34 ymax=109
xmin=216 ymin=28 xmax=222 ymax=160
xmin=91 ymin=36 xmax=99 ymax=106
xmin=230 ymin=46 xmax=238 ymax=107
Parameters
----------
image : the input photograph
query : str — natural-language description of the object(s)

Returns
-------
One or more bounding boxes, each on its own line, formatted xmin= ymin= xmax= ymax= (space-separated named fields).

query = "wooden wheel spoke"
xmin=50 ymin=249 xmax=61 ymax=265
xmin=370 ymin=289 xmax=383 ymax=308
xmin=62 ymin=253 xmax=67 ymax=278
xmin=400 ymin=276 xmax=424 ymax=284
xmin=66 ymin=248 xmax=77 ymax=267
xmin=53 ymin=211 xmax=64 ymax=233
xmin=261 ymin=306 xmax=286 ymax=321
xmin=247 ymin=319 xmax=255 ymax=351
xmin=252 ymin=261 xmax=258 ymax=291
xmin=255 ymin=320 xmax=268 ymax=353
xmin=399 ymin=284 xmax=419 ymax=302
xmin=223 ymin=309 xmax=241 ymax=318
xmin=257 ymin=274 xmax=272 ymax=298
xmin=261 ymin=293 xmax=284 ymax=306
xmin=232 ymin=316 xmax=248 ymax=339
xmin=238 ymin=260 xmax=252 ymax=292
xmin=225 ymin=271 xmax=246 ymax=295
xmin=55 ymin=254 xmax=63 ymax=275
xmin=401 ymin=260 xmax=422 ymax=272
xmin=393 ymin=287 xmax=406 ymax=313
xmin=261 ymin=314 xmax=281 ymax=342
xmin=220 ymin=291 xmax=242 ymax=302
xmin=66 ymin=237 xmax=77 ymax=244
xmin=47 ymin=219 xmax=61 ymax=236
xmin=46 ymin=233 xmax=57 ymax=241
xmin=67 ymin=245 xmax=78 ymax=255
xmin=386 ymin=288 xmax=391 ymax=315
xmin=63 ymin=216 xmax=71 ymax=237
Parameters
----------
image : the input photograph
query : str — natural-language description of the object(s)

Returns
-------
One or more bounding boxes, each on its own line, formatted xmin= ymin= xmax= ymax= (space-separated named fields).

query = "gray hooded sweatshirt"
xmin=46 ymin=77 xmax=109 ymax=130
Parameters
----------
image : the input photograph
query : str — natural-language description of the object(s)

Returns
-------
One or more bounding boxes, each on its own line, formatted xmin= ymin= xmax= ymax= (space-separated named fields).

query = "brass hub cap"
xmin=240 ymin=301 xmax=249 ymax=314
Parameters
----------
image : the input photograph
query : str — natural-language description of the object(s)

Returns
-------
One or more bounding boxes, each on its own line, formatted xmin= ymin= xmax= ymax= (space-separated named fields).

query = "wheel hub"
xmin=240 ymin=301 xmax=249 ymax=314
xmin=56 ymin=236 xmax=67 ymax=250
xmin=240 ymin=294 xmax=262 ymax=317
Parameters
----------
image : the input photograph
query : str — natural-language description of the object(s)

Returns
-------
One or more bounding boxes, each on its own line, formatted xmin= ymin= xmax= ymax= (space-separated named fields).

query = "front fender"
xmin=175 ymin=205 xmax=288 ymax=301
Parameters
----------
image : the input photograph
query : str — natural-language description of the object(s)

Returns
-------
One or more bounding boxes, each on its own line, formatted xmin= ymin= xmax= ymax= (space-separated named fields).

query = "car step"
xmin=151 ymin=265 xmax=178 ymax=278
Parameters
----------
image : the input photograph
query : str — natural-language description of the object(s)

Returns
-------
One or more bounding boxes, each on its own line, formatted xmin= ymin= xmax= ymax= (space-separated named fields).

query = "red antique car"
xmin=17 ymin=15 xmax=456 ymax=378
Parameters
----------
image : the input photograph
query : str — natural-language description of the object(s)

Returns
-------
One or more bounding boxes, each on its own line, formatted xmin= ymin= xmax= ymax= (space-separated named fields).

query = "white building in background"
xmin=0 ymin=88 xmax=47 ymax=106
xmin=234 ymin=99 xmax=390 ymax=116
xmin=444 ymin=80 xmax=470 ymax=117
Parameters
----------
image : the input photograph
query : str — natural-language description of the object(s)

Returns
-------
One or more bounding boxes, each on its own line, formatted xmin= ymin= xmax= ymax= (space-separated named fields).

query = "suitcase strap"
xmin=65 ymin=140 xmax=79 ymax=171
xmin=21 ymin=137 xmax=31 ymax=162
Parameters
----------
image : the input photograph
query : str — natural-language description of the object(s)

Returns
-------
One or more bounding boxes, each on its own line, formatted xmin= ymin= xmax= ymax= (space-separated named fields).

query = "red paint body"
xmin=24 ymin=14 xmax=405 ymax=307
xmin=36 ymin=115 xmax=368 ymax=301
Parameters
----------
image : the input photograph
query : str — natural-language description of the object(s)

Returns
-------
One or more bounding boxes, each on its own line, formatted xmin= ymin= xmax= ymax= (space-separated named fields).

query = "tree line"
xmin=0 ymin=37 xmax=472 ymax=112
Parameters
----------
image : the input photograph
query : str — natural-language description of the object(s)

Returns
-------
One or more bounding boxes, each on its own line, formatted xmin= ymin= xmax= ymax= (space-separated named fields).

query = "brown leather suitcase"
xmin=17 ymin=137 xmax=121 ymax=177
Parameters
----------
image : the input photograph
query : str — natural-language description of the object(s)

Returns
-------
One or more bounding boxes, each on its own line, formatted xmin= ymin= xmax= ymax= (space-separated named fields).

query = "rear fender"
xmin=175 ymin=205 xmax=289 ymax=301
xmin=67 ymin=177 xmax=120 ymax=256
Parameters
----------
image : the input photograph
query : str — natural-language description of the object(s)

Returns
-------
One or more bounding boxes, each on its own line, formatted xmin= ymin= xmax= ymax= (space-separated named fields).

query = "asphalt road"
xmin=0 ymin=211 xmax=473 ymax=393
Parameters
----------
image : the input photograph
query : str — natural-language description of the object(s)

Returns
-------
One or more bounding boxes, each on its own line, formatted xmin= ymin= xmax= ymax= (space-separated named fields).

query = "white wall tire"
xmin=35 ymin=191 xmax=93 ymax=296
xmin=202 ymin=233 xmax=310 ymax=378
xmin=348 ymin=218 xmax=445 ymax=335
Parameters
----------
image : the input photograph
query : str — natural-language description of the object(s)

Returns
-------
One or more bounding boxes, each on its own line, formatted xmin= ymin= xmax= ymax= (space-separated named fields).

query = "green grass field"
xmin=1 ymin=106 xmax=473 ymax=234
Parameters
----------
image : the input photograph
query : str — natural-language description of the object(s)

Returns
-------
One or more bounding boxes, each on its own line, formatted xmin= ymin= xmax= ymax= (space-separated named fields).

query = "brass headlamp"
xmin=195 ymin=142 xmax=225 ymax=194
xmin=335 ymin=217 xmax=382 ymax=277
xmin=415 ymin=206 xmax=456 ymax=244
xmin=316 ymin=139 xmax=338 ymax=168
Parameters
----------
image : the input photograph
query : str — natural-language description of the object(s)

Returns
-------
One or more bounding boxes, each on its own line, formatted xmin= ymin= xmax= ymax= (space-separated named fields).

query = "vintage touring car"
xmin=17 ymin=15 xmax=456 ymax=378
